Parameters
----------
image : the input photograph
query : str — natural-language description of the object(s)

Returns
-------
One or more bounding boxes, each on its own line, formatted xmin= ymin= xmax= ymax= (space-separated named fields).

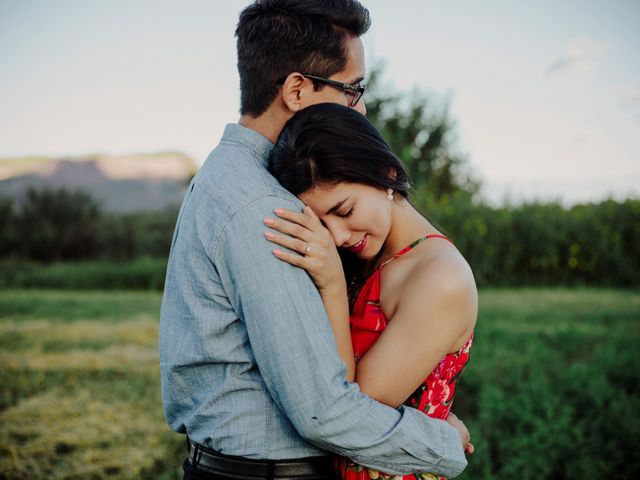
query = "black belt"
xmin=187 ymin=437 xmax=335 ymax=479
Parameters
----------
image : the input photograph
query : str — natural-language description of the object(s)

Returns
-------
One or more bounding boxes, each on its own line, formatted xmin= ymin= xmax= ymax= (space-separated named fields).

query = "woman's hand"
xmin=446 ymin=412 xmax=474 ymax=455
xmin=264 ymin=206 xmax=345 ymax=293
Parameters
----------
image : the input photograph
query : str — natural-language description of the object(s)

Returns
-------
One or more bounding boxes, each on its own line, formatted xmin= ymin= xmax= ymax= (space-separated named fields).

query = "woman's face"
xmin=299 ymin=182 xmax=393 ymax=259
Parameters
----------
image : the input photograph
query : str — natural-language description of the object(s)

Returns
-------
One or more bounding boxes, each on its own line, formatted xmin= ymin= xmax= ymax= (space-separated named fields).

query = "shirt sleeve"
xmin=213 ymin=195 xmax=467 ymax=477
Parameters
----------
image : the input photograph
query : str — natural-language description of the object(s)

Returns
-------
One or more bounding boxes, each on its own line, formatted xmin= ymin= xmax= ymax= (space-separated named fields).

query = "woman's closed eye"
xmin=336 ymin=207 xmax=353 ymax=218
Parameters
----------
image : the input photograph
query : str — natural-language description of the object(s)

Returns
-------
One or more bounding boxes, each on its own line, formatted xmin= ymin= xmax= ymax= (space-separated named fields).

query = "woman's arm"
xmin=265 ymin=208 xmax=477 ymax=407
xmin=265 ymin=210 xmax=475 ymax=454
xmin=356 ymin=255 xmax=477 ymax=407
xmin=264 ymin=207 xmax=356 ymax=380
xmin=316 ymin=282 xmax=355 ymax=381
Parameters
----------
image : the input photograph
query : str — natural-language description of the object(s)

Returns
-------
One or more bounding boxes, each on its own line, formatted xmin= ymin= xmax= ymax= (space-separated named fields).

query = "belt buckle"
xmin=187 ymin=436 xmax=203 ymax=467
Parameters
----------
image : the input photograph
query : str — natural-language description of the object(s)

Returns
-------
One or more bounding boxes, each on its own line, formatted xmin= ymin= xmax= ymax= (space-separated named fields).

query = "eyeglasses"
xmin=303 ymin=74 xmax=366 ymax=108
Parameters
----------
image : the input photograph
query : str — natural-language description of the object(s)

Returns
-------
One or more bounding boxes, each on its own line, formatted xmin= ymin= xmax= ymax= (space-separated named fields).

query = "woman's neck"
xmin=376 ymin=198 xmax=440 ymax=266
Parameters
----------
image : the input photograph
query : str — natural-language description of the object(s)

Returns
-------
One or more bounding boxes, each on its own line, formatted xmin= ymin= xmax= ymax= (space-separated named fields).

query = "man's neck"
xmin=238 ymin=108 xmax=291 ymax=144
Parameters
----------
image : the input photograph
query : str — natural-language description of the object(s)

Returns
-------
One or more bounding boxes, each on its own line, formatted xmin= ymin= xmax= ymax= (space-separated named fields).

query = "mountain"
xmin=0 ymin=152 xmax=198 ymax=213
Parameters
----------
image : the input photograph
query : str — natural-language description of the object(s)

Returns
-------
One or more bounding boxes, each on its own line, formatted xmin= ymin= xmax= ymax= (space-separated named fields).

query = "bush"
xmin=419 ymin=195 xmax=640 ymax=287
xmin=95 ymin=209 xmax=178 ymax=261
xmin=2 ymin=188 xmax=638 ymax=288
xmin=454 ymin=288 xmax=640 ymax=479
xmin=0 ymin=257 xmax=167 ymax=290
xmin=17 ymin=188 xmax=102 ymax=262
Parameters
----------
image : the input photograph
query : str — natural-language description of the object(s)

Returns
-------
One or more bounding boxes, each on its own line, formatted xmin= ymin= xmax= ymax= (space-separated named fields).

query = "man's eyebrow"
xmin=326 ymin=198 xmax=349 ymax=215
xmin=348 ymin=76 xmax=365 ymax=85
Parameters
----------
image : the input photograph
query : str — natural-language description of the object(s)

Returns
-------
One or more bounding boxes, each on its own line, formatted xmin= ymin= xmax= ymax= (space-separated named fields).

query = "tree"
xmin=0 ymin=195 xmax=18 ymax=258
xmin=365 ymin=64 xmax=478 ymax=204
xmin=18 ymin=188 xmax=102 ymax=262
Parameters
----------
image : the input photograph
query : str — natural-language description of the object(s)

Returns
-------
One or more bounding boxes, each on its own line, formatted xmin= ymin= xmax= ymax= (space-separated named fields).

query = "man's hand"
xmin=446 ymin=412 xmax=474 ymax=454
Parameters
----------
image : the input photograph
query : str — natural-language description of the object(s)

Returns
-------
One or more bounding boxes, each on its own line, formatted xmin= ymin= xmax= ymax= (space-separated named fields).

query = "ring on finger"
xmin=304 ymin=243 xmax=312 ymax=255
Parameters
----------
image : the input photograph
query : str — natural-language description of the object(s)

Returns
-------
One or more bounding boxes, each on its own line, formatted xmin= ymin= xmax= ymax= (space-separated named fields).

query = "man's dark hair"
xmin=236 ymin=0 xmax=371 ymax=117
xmin=268 ymin=102 xmax=411 ymax=198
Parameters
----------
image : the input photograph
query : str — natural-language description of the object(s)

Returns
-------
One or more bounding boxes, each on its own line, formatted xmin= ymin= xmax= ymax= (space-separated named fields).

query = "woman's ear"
xmin=281 ymin=72 xmax=307 ymax=113
xmin=387 ymin=168 xmax=398 ymax=180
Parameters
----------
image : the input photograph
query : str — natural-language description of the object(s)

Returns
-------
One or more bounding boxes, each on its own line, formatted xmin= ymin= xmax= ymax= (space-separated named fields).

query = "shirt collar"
xmin=221 ymin=123 xmax=274 ymax=166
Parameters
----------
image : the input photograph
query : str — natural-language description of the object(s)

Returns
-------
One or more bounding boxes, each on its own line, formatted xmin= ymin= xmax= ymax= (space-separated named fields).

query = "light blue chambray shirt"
xmin=159 ymin=124 xmax=467 ymax=477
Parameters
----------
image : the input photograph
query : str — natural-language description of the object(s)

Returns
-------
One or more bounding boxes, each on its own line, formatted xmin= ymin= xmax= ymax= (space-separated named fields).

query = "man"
xmin=160 ymin=1 xmax=469 ymax=479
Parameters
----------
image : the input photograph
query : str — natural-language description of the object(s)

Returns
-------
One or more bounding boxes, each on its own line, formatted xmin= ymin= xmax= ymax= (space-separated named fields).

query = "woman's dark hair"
xmin=235 ymin=0 xmax=370 ymax=117
xmin=268 ymin=103 xmax=411 ymax=197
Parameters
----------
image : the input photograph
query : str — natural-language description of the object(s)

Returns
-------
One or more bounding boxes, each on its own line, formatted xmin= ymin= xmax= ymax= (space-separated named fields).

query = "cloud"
xmin=546 ymin=39 xmax=607 ymax=75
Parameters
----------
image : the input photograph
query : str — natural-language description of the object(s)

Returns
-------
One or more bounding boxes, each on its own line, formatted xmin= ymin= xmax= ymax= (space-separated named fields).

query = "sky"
xmin=1 ymin=0 xmax=639 ymax=205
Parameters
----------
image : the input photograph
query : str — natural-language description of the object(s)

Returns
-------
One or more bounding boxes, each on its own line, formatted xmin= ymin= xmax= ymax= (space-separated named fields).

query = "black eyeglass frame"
xmin=302 ymin=74 xmax=365 ymax=108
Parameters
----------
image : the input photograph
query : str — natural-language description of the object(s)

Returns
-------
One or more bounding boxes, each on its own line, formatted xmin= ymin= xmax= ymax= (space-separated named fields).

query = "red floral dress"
xmin=336 ymin=235 xmax=474 ymax=480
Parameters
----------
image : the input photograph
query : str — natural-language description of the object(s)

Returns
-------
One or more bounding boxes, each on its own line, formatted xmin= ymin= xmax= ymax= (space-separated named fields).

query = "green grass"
xmin=0 ymin=289 xmax=162 ymax=322
xmin=0 ymin=258 xmax=168 ymax=291
xmin=456 ymin=288 xmax=640 ymax=479
xmin=0 ymin=289 xmax=182 ymax=480
xmin=0 ymin=288 xmax=638 ymax=479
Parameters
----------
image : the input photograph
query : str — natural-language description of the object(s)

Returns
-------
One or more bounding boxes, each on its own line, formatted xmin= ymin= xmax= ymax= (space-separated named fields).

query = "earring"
xmin=387 ymin=188 xmax=394 ymax=200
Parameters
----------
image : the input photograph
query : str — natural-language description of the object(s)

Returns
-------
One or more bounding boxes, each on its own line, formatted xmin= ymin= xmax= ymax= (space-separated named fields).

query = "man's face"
xmin=301 ymin=36 xmax=367 ymax=115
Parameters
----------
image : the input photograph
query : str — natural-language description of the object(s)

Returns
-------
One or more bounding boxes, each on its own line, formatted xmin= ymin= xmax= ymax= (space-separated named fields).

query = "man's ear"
xmin=281 ymin=72 xmax=307 ymax=113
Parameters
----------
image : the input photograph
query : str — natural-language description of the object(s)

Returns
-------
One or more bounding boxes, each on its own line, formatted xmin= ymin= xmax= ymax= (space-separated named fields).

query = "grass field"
xmin=0 ymin=288 xmax=638 ymax=479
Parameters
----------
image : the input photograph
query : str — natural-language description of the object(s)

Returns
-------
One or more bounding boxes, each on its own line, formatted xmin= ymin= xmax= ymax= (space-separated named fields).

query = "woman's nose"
xmin=326 ymin=222 xmax=351 ymax=247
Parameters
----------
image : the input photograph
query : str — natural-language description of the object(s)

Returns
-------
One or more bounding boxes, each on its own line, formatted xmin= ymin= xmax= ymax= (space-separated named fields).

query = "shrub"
xmin=0 ymin=257 xmax=167 ymax=290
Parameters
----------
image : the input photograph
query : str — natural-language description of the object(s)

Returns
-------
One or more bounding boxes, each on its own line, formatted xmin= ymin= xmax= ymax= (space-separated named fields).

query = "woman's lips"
xmin=347 ymin=235 xmax=367 ymax=254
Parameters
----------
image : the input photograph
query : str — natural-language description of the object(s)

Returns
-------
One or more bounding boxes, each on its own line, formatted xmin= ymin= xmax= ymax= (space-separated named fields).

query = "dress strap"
xmin=378 ymin=234 xmax=450 ymax=271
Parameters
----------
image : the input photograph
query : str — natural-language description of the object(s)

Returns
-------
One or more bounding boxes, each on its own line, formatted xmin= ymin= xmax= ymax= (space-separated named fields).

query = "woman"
xmin=265 ymin=103 xmax=477 ymax=480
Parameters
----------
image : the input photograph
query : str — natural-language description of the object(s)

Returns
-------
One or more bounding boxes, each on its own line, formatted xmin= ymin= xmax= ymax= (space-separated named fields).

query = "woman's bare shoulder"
xmin=399 ymin=242 xmax=478 ymax=329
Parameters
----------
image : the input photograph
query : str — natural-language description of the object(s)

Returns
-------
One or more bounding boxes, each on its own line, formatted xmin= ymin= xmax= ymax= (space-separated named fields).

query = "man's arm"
xmin=214 ymin=196 xmax=467 ymax=477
